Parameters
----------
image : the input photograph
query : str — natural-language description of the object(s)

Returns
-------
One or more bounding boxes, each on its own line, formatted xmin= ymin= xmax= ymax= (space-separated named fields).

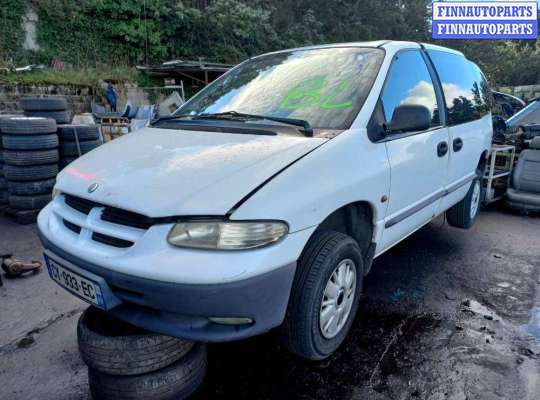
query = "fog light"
xmin=208 ymin=317 xmax=253 ymax=325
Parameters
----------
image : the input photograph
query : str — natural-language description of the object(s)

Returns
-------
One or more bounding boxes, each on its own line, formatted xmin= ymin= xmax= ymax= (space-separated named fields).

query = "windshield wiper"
xmin=196 ymin=111 xmax=314 ymax=137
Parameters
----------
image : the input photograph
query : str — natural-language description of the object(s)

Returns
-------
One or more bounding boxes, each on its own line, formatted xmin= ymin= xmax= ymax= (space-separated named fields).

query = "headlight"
xmin=167 ymin=221 xmax=288 ymax=250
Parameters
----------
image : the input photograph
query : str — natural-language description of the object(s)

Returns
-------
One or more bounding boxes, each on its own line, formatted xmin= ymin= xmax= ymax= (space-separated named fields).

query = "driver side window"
xmin=381 ymin=50 xmax=441 ymax=127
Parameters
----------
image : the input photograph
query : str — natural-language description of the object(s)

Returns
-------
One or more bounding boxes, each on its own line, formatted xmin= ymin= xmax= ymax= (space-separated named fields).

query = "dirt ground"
xmin=0 ymin=207 xmax=539 ymax=400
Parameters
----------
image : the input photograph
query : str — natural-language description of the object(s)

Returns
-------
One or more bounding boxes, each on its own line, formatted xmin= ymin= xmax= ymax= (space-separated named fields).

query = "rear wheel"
xmin=446 ymin=177 xmax=481 ymax=229
xmin=280 ymin=230 xmax=363 ymax=360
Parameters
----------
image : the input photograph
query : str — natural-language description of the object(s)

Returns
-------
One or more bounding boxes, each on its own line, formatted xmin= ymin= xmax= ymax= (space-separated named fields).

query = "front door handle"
xmin=453 ymin=137 xmax=463 ymax=152
xmin=437 ymin=141 xmax=448 ymax=157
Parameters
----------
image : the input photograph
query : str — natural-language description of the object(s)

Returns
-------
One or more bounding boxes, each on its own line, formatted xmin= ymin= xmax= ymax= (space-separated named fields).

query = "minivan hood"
xmin=56 ymin=127 xmax=327 ymax=217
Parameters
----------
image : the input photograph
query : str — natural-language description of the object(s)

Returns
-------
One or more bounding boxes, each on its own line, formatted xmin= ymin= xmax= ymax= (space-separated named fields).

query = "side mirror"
xmin=385 ymin=105 xmax=431 ymax=134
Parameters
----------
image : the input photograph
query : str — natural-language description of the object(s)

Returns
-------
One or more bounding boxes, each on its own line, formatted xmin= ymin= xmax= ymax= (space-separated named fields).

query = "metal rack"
xmin=483 ymin=144 xmax=516 ymax=204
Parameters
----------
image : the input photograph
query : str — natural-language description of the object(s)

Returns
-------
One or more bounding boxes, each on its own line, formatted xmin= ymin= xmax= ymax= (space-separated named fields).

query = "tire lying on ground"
xmin=77 ymin=307 xmax=195 ymax=376
xmin=4 ymin=164 xmax=58 ymax=182
xmin=20 ymin=97 xmax=68 ymax=111
xmin=88 ymin=344 xmax=207 ymax=400
xmin=0 ymin=117 xmax=56 ymax=135
xmin=7 ymin=179 xmax=56 ymax=196
xmin=8 ymin=194 xmax=52 ymax=210
xmin=58 ymin=124 xmax=100 ymax=141
xmin=60 ymin=140 xmax=100 ymax=157
xmin=2 ymin=134 xmax=59 ymax=150
xmin=3 ymin=149 xmax=59 ymax=166
xmin=24 ymin=110 xmax=72 ymax=125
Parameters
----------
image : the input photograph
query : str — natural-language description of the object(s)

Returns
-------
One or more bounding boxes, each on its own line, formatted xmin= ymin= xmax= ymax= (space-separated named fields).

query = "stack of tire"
xmin=78 ymin=307 xmax=207 ymax=400
xmin=57 ymin=124 xmax=101 ymax=169
xmin=21 ymin=96 xmax=72 ymax=125
xmin=0 ymin=117 xmax=58 ymax=212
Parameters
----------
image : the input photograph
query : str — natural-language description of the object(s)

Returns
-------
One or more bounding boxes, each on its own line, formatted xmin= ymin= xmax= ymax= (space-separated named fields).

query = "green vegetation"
xmin=0 ymin=0 xmax=538 ymax=86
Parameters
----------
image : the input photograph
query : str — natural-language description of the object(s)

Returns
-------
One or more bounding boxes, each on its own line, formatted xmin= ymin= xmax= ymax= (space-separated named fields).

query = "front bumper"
xmin=39 ymin=232 xmax=297 ymax=342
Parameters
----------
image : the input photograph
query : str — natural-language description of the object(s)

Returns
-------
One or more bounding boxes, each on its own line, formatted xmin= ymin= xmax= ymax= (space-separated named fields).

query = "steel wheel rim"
xmin=470 ymin=180 xmax=481 ymax=219
xmin=319 ymin=258 xmax=357 ymax=339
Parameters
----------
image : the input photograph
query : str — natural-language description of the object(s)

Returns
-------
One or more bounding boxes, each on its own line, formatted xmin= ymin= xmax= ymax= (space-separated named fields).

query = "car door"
xmin=378 ymin=49 xmax=450 ymax=252
xmin=426 ymin=50 xmax=493 ymax=212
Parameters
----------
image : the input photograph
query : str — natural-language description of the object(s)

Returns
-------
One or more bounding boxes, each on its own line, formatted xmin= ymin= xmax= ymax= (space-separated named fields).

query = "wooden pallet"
xmin=1 ymin=207 xmax=40 ymax=225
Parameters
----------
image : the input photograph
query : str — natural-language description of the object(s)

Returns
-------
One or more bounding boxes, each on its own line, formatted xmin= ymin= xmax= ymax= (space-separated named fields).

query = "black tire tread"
xmin=88 ymin=344 xmax=207 ymax=400
xmin=0 ymin=117 xmax=57 ymax=135
xmin=7 ymin=179 xmax=55 ymax=196
xmin=4 ymin=149 xmax=59 ymax=166
xmin=77 ymin=307 xmax=194 ymax=376
xmin=57 ymin=124 xmax=100 ymax=141
xmin=4 ymin=164 xmax=58 ymax=182
xmin=2 ymin=134 xmax=59 ymax=150
xmin=8 ymin=194 xmax=52 ymax=210
xmin=20 ymin=97 xmax=68 ymax=111
xmin=60 ymin=140 xmax=100 ymax=156
xmin=24 ymin=110 xmax=71 ymax=124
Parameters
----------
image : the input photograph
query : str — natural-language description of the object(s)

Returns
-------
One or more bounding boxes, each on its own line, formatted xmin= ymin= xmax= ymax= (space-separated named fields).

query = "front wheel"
xmin=280 ymin=231 xmax=364 ymax=360
xmin=446 ymin=177 xmax=482 ymax=229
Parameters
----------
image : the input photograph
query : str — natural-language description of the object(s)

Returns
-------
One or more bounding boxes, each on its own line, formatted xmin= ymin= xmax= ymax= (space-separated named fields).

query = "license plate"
xmin=46 ymin=256 xmax=106 ymax=308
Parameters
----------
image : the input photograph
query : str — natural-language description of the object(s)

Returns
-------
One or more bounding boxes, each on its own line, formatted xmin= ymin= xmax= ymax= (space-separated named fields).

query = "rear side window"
xmin=381 ymin=50 xmax=441 ymax=127
xmin=427 ymin=50 xmax=491 ymax=126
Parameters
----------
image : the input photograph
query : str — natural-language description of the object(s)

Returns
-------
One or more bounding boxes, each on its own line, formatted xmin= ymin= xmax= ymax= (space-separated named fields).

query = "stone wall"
xmin=0 ymin=84 xmax=94 ymax=114
xmin=496 ymin=84 xmax=540 ymax=102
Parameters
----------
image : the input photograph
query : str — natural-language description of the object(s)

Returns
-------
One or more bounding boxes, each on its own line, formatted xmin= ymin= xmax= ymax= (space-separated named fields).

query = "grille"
xmin=64 ymin=194 xmax=99 ymax=215
xmin=64 ymin=194 xmax=154 ymax=230
xmin=63 ymin=219 xmax=82 ymax=234
xmin=91 ymin=232 xmax=134 ymax=248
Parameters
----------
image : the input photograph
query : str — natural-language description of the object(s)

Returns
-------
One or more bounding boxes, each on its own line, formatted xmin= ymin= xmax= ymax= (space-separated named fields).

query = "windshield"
xmin=175 ymin=47 xmax=385 ymax=130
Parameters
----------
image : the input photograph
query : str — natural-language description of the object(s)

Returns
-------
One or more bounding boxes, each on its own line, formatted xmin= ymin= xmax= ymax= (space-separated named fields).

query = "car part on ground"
xmin=1 ymin=255 xmax=42 ymax=277
xmin=280 ymin=231 xmax=364 ymax=360
xmin=77 ymin=307 xmax=195 ymax=376
xmin=482 ymin=145 xmax=516 ymax=205
xmin=506 ymin=136 xmax=540 ymax=212
xmin=88 ymin=343 xmax=207 ymax=400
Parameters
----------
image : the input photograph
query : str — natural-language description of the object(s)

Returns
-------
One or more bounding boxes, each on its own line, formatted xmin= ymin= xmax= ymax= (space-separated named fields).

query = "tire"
xmin=60 ymin=140 xmax=100 ymax=156
xmin=0 ymin=190 xmax=7 ymax=204
xmin=0 ymin=150 xmax=3 ymax=163
xmin=3 ymin=149 xmax=59 ymax=166
xmin=2 ymin=134 xmax=59 ymax=150
xmin=4 ymin=164 xmax=58 ymax=182
xmin=8 ymin=194 xmax=52 ymax=210
xmin=24 ymin=110 xmax=72 ymax=124
xmin=280 ymin=230 xmax=364 ymax=360
xmin=60 ymin=157 xmax=77 ymax=169
xmin=20 ymin=96 xmax=68 ymax=111
xmin=78 ymin=307 xmax=194 ymax=376
xmin=446 ymin=177 xmax=482 ymax=229
xmin=0 ymin=117 xmax=57 ymax=135
xmin=58 ymin=124 xmax=100 ymax=141
xmin=7 ymin=179 xmax=55 ymax=196
xmin=0 ymin=163 xmax=4 ymax=177
xmin=0 ymin=177 xmax=6 ymax=190
xmin=88 ymin=343 xmax=207 ymax=400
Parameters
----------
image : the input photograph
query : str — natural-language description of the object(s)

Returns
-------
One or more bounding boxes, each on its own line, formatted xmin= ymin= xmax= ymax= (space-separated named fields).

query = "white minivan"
xmin=38 ymin=41 xmax=492 ymax=360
